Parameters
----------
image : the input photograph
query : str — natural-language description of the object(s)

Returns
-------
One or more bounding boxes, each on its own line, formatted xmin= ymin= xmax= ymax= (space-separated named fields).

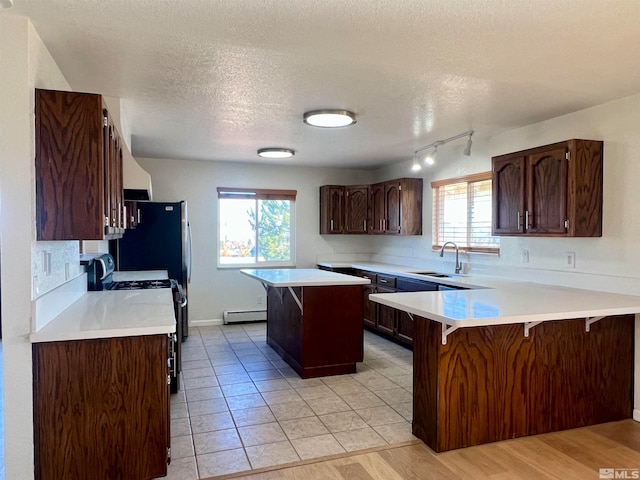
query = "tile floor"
xmin=0 ymin=341 xmax=4 ymax=480
xmin=158 ymin=323 xmax=415 ymax=479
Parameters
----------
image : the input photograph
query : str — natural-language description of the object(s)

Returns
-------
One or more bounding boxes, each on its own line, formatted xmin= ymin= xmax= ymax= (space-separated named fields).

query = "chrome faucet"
xmin=439 ymin=241 xmax=462 ymax=274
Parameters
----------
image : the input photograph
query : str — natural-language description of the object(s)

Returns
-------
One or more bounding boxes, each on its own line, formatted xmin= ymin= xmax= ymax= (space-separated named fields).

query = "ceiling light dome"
xmin=303 ymin=109 xmax=356 ymax=128
xmin=257 ymin=147 xmax=295 ymax=159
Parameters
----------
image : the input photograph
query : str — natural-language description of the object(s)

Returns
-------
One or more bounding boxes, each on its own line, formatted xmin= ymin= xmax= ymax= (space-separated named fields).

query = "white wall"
xmin=0 ymin=15 xmax=73 ymax=480
xmin=137 ymin=157 xmax=374 ymax=321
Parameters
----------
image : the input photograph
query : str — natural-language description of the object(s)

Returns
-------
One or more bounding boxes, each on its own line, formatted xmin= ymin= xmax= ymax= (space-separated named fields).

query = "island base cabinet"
xmin=33 ymin=335 xmax=170 ymax=480
xmin=413 ymin=315 xmax=633 ymax=452
xmin=266 ymin=285 xmax=364 ymax=378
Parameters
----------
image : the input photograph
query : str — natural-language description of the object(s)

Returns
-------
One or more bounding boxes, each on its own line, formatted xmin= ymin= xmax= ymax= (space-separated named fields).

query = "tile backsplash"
xmin=32 ymin=240 xmax=81 ymax=299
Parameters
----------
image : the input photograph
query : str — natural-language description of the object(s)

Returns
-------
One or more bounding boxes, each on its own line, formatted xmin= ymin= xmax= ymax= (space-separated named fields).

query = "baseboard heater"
xmin=223 ymin=309 xmax=267 ymax=324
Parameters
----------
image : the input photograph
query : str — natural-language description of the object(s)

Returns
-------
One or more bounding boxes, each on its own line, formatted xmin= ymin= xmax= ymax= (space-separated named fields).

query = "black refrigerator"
xmin=112 ymin=201 xmax=191 ymax=339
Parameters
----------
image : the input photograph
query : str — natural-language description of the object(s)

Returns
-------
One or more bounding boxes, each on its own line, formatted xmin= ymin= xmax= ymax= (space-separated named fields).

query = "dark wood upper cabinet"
xmin=492 ymin=139 xmax=603 ymax=237
xmin=35 ymin=89 xmax=126 ymax=240
xmin=321 ymin=178 xmax=422 ymax=236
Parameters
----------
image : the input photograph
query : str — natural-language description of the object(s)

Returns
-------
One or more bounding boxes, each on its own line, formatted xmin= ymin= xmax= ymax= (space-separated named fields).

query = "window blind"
xmin=431 ymin=172 xmax=499 ymax=253
xmin=217 ymin=187 xmax=297 ymax=201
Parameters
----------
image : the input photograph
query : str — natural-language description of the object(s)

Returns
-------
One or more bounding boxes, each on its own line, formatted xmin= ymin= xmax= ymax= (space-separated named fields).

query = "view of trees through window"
xmin=219 ymin=195 xmax=293 ymax=266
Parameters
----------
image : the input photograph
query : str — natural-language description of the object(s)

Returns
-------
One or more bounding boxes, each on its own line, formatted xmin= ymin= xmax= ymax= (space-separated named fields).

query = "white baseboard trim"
xmin=633 ymin=409 xmax=640 ymax=422
xmin=190 ymin=318 xmax=224 ymax=327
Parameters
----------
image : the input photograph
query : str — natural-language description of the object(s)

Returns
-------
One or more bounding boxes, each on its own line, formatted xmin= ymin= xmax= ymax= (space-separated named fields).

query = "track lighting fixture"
xmin=413 ymin=130 xmax=474 ymax=167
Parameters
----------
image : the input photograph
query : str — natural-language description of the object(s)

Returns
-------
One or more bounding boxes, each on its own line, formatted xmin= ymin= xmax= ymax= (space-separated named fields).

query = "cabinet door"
xmin=370 ymin=183 xmax=385 ymax=234
xmin=527 ymin=147 xmax=568 ymax=234
xmin=319 ymin=186 xmax=345 ymax=234
xmin=376 ymin=286 xmax=396 ymax=335
xmin=345 ymin=186 xmax=369 ymax=234
xmin=384 ymin=181 xmax=402 ymax=234
xmin=363 ymin=284 xmax=377 ymax=328
xmin=492 ymin=156 xmax=526 ymax=235
xmin=396 ymin=310 xmax=414 ymax=345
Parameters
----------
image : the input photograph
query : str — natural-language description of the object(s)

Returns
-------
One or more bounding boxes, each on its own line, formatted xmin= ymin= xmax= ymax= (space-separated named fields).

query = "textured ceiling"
xmin=5 ymin=0 xmax=640 ymax=168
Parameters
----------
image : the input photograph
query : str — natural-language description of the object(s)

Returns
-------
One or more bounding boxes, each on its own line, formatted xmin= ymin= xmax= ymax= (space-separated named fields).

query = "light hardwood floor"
xmin=208 ymin=419 xmax=640 ymax=480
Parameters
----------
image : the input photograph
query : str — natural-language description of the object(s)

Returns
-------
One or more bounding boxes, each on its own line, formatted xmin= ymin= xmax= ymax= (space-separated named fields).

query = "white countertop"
xmin=112 ymin=270 xmax=169 ymax=281
xmin=241 ymin=268 xmax=370 ymax=287
xmin=31 ymin=289 xmax=176 ymax=343
xmin=318 ymin=261 xmax=640 ymax=327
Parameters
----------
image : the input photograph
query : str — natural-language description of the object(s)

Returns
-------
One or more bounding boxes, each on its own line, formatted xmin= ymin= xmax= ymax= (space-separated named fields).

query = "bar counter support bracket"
xmin=524 ymin=321 xmax=542 ymax=337
xmin=259 ymin=282 xmax=268 ymax=293
xmin=585 ymin=316 xmax=605 ymax=332
xmin=272 ymin=287 xmax=284 ymax=305
xmin=287 ymin=286 xmax=303 ymax=314
xmin=407 ymin=313 xmax=414 ymax=322
xmin=441 ymin=323 xmax=458 ymax=345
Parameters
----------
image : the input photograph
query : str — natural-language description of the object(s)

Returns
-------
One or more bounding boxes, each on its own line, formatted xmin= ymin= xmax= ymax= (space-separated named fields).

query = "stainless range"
xmin=84 ymin=253 xmax=186 ymax=393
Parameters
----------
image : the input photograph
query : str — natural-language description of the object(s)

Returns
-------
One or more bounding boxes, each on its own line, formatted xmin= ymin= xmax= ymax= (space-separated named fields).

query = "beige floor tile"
xmin=196 ymin=448 xmax=251 ymax=478
xmin=171 ymin=389 xmax=186 ymax=405
xmin=182 ymin=375 xmax=219 ymax=390
xmin=261 ymin=389 xmax=303 ymax=405
xmin=373 ymin=421 xmax=417 ymax=444
xmin=318 ymin=411 xmax=368 ymax=433
xmin=187 ymin=397 xmax=229 ymax=416
xmin=321 ymin=375 xmax=361 ymax=387
xmin=242 ymin=361 xmax=273 ymax=372
xmin=181 ymin=359 xmax=212 ymax=370
xmin=181 ymin=347 xmax=208 ymax=361
xmin=376 ymin=365 xmax=412 ymax=378
xmin=334 ymin=426 xmax=387 ymax=451
xmin=159 ymin=455 xmax=198 ymax=480
xmin=340 ymin=391 xmax=385 ymax=410
xmin=394 ymin=374 xmax=413 ymax=388
xmin=373 ymin=387 xmax=412 ymax=405
xmin=290 ymin=433 xmax=346 ymax=460
xmin=185 ymin=386 xmax=224 ymax=402
xmin=253 ymin=378 xmax=292 ymax=393
xmin=276 ymin=366 xmax=299 ymax=378
xmin=245 ymin=440 xmax=300 ymax=469
xmin=226 ymin=393 xmax=267 ymax=411
xmin=170 ymin=434 xmax=194 ymax=459
xmin=217 ymin=372 xmax=253 ymax=385
xmin=213 ymin=363 xmax=247 ymax=375
xmin=248 ymin=369 xmax=284 ymax=381
xmin=190 ymin=411 xmax=235 ymax=434
xmin=306 ymin=395 xmax=352 ymax=416
xmin=355 ymin=405 xmax=406 ymax=426
xmin=171 ymin=417 xmax=192 ymax=437
xmin=209 ymin=355 xmax=243 ymax=367
xmin=280 ymin=416 xmax=330 ymax=440
xmin=237 ymin=422 xmax=287 ymax=447
xmin=295 ymin=385 xmax=335 ymax=400
xmin=389 ymin=401 xmax=413 ymax=421
xmin=170 ymin=401 xmax=189 ymax=419
xmin=193 ymin=427 xmax=242 ymax=454
xmin=269 ymin=400 xmax=316 ymax=421
xmin=237 ymin=353 xmax=268 ymax=364
xmin=231 ymin=406 xmax=276 ymax=427
xmin=354 ymin=375 xmax=399 ymax=391
xmin=285 ymin=377 xmax=325 ymax=389
xmin=181 ymin=366 xmax=215 ymax=379
xmin=221 ymin=382 xmax=259 ymax=397
xmin=326 ymin=381 xmax=370 ymax=397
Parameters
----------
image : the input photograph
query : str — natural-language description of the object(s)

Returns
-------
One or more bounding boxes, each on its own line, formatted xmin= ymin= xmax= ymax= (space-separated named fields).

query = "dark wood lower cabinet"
xmin=33 ymin=335 xmax=170 ymax=480
xmin=362 ymin=284 xmax=377 ymax=328
xmin=412 ymin=315 xmax=634 ymax=452
xmin=396 ymin=311 xmax=414 ymax=345
xmin=266 ymin=284 xmax=364 ymax=378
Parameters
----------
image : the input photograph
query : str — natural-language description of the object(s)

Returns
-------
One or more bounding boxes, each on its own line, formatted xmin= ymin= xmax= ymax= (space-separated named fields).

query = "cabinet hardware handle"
xmin=517 ymin=211 xmax=522 ymax=231
xmin=137 ymin=208 xmax=141 ymax=224
xmin=380 ymin=279 xmax=387 ymax=283
xmin=363 ymin=220 xmax=366 ymax=231
xmin=525 ymin=210 xmax=531 ymax=229
xmin=330 ymin=219 xmax=334 ymax=231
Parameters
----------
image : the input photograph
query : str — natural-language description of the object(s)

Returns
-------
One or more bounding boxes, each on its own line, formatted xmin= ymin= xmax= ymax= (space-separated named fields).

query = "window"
xmin=431 ymin=172 xmax=500 ymax=253
xmin=217 ymin=187 xmax=296 ymax=267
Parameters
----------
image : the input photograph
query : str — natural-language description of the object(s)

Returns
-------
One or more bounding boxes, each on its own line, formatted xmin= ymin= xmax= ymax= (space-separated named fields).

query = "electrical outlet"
xmin=257 ymin=295 xmax=264 ymax=305
xmin=564 ymin=251 xmax=576 ymax=268
xmin=522 ymin=249 xmax=530 ymax=263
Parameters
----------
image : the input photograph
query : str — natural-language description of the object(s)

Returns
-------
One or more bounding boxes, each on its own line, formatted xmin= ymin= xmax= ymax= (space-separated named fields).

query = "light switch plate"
xmin=564 ymin=251 xmax=576 ymax=268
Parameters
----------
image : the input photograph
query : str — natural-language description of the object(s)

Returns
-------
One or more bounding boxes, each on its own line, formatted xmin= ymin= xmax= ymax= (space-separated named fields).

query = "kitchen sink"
xmin=409 ymin=271 xmax=453 ymax=278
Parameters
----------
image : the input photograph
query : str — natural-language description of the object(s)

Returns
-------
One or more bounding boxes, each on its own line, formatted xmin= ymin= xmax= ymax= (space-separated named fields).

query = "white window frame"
xmin=217 ymin=187 xmax=297 ymax=269
xmin=431 ymin=172 xmax=500 ymax=254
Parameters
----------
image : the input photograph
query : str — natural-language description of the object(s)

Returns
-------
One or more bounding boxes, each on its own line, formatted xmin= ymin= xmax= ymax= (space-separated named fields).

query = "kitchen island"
xmin=241 ymin=268 xmax=370 ymax=378
xmin=370 ymin=283 xmax=640 ymax=453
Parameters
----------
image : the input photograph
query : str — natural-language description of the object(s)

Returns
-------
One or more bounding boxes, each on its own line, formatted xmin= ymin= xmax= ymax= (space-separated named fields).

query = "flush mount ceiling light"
xmin=413 ymin=130 xmax=474 ymax=167
xmin=303 ymin=109 xmax=357 ymax=128
xmin=257 ymin=147 xmax=295 ymax=159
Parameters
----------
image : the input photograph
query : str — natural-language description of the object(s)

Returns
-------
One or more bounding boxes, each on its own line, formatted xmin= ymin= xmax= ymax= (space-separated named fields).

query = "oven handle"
xmin=172 ymin=280 xmax=188 ymax=307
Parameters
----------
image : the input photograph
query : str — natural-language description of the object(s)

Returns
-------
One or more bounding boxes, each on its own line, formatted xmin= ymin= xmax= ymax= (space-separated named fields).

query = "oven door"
xmin=170 ymin=284 xmax=185 ymax=394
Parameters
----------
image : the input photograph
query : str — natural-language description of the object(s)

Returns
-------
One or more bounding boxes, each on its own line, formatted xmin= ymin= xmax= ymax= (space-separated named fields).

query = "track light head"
xmin=463 ymin=133 xmax=473 ymax=156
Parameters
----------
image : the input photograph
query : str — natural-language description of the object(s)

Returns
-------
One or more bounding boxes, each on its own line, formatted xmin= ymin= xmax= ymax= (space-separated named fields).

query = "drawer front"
xmin=377 ymin=274 xmax=396 ymax=287
xmin=357 ymin=270 xmax=378 ymax=284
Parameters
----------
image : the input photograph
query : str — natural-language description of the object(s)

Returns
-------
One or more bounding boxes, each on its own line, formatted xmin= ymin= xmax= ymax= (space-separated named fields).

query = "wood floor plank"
xmin=210 ymin=420 xmax=640 ymax=480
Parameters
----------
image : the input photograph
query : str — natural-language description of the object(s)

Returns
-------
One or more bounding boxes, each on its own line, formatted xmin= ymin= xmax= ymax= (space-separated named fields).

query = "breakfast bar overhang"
xmin=370 ymin=282 xmax=640 ymax=453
